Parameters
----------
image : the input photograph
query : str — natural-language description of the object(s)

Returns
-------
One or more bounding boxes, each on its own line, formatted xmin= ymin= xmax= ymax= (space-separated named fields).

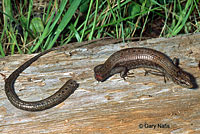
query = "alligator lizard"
xmin=94 ymin=47 xmax=193 ymax=88
xmin=4 ymin=47 xmax=79 ymax=111
xmin=4 ymin=38 xmax=146 ymax=111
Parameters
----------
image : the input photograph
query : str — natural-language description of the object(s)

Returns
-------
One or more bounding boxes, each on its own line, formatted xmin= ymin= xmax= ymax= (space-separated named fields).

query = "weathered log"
xmin=0 ymin=34 xmax=199 ymax=133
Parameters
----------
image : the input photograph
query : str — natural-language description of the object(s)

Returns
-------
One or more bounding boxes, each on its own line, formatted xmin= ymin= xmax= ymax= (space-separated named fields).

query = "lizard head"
xmin=171 ymin=70 xmax=194 ymax=89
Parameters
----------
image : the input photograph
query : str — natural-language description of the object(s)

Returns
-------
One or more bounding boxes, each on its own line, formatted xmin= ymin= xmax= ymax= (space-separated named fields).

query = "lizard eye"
xmin=179 ymin=80 xmax=186 ymax=84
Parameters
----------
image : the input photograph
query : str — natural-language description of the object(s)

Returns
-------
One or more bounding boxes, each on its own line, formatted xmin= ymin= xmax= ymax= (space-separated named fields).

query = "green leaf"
xmin=46 ymin=0 xmax=82 ymax=49
xmin=30 ymin=17 xmax=44 ymax=35
xmin=79 ymin=0 xmax=90 ymax=13
xmin=128 ymin=2 xmax=141 ymax=16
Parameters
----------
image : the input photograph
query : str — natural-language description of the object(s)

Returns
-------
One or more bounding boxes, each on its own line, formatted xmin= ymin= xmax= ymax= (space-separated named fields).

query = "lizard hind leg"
xmin=120 ymin=68 xmax=129 ymax=81
xmin=109 ymin=66 xmax=128 ymax=81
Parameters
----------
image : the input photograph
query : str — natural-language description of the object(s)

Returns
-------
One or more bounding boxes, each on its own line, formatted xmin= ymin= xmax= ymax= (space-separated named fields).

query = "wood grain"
xmin=0 ymin=34 xmax=199 ymax=134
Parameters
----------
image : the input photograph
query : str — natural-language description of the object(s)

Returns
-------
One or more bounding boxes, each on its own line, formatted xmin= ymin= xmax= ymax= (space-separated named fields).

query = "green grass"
xmin=0 ymin=0 xmax=199 ymax=57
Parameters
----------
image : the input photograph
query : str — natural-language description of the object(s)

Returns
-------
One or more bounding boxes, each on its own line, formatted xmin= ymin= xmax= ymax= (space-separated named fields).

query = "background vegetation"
xmin=0 ymin=0 xmax=199 ymax=57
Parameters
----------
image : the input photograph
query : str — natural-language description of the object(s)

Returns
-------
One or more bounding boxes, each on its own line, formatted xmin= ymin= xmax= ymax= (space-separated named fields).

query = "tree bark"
xmin=0 ymin=34 xmax=199 ymax=134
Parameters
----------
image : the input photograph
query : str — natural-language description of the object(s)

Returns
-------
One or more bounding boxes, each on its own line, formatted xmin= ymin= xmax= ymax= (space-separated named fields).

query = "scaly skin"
xmin=5 ymin=47 xmax=79 ymax=111
xmin=94 ymin=47 xmax=194 ymax=88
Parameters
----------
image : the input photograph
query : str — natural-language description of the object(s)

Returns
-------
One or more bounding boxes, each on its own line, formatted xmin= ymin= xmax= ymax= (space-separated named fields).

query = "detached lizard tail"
xmin=5 ymin=48 xmax=79 ymax=111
